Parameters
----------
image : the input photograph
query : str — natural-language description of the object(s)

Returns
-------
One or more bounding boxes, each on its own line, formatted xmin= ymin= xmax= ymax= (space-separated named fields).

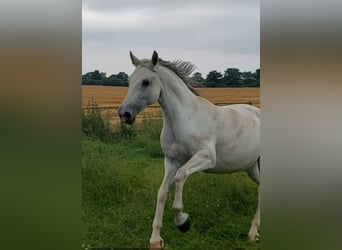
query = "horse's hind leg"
xmin=246 ymin=159 xmax=260 ymax=241
xmin=245 ymin=159 xmax=260 ymax=185
xmin=248 ymin=187 xmax=260 ymax=241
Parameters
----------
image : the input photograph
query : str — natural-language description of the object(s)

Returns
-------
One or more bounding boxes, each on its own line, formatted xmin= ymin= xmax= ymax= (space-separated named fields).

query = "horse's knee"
xmin=175 ymin=168 xmax=187 ymax=183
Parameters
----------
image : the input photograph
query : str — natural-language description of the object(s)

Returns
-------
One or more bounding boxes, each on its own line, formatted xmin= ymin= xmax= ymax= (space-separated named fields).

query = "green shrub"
xmin=140 ymin=116 xmax=163 ymax=140
xmin=82 ymin=101 xmax=113 ymax=142
xmin=118 ymin=122 xmax=137 ymax=138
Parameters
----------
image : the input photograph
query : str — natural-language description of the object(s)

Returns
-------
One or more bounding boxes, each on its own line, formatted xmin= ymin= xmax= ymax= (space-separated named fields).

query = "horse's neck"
xmin=157 ymin=70 xmax=196 ymax=124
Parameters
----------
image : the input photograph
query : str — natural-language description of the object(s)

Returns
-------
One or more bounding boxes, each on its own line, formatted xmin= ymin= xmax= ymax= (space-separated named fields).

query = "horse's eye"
xmin=142 ymin=79 xmax=150 ymax=87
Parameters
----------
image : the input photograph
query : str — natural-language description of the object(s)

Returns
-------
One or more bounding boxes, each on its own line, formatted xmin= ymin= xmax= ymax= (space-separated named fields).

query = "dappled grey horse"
xmin=118 ymin=51 xmax=260 ymax=249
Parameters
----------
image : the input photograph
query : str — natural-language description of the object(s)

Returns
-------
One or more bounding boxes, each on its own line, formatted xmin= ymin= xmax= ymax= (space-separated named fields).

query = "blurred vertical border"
xmin=0 ymin=1 xmax=81 ymax=250
xmin=261 ymin=0 xmax=342 ymax=249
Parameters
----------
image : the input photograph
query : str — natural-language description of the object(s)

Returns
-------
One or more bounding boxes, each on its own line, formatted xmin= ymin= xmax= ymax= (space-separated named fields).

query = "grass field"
xmin=82 ymin=86 xmax=260 ymax=249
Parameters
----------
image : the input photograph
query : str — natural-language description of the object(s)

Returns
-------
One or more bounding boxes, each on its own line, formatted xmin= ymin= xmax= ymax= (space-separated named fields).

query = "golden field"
xmin=82 ymin=86 xmax=259 ymax=107
xmin=82 ymin=85 xmax=260 ymax=124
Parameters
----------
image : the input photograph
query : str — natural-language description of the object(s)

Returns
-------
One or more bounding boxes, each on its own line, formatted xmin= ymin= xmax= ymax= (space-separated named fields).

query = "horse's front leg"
xmin=172 ymin=147 xmax=216 ymax=232
xmin=149 ymin=158 xmax=179 ymax=249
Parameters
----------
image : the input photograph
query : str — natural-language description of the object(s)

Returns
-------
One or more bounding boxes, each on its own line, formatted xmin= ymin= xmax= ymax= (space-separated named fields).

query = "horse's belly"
xmin=204 ymin=146 xmax=259 ymax=174
xmin=207 ymin=124 xmax=260 ymax=174
xmin=203 ymin=158 xmax=248 ymax=174
xmin=203 ymin=167 xmax=237 ymax=174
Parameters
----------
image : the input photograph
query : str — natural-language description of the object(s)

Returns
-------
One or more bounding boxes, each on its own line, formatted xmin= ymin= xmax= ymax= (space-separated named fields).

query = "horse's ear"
xmin=151 ymin=50 xmax=159 ymax=67
xmin=130 ymin=51 xmax=140 ymax=66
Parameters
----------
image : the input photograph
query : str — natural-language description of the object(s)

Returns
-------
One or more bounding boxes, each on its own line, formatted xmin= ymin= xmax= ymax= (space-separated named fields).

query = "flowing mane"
xmin=140 ymin=58 xmax=199 ymax=96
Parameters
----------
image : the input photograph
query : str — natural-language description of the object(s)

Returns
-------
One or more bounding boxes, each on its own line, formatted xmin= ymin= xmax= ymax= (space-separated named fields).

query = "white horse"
xmin=118 ymin=51 xmax=260 ymax=249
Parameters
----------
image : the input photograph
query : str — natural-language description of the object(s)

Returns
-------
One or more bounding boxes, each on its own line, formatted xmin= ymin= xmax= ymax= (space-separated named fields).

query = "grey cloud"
xmin=83 ymin=0 xmax=259 ymax=75
xmin=83 ymin=0 xmax=258 ymax=12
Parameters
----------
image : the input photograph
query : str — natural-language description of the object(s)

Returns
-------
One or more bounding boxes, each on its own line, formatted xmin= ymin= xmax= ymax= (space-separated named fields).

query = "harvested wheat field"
xmin=82 ymin=85 xmax=260 ymax=125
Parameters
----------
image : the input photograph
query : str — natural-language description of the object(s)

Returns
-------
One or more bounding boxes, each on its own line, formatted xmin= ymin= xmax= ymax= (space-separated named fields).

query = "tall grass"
xmin=82 ymin=101 xmax=113 ymax=142
xmin=82 ymin=101 xmax=165 ymax=143
xmin=82 ymin=105 xmax=259 ymax=250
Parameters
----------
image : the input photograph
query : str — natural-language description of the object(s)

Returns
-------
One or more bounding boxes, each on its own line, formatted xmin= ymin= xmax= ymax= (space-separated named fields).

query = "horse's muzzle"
xmin=118 ymin=107 xmax=136 ymax=125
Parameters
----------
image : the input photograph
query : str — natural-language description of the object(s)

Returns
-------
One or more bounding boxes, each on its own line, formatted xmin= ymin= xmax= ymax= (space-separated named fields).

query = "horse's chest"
xmin=161 ymin=136 xmax=193 ymax=163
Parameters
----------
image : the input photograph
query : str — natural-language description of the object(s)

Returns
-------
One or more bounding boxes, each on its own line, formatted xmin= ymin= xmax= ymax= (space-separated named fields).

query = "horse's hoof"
xmin=248 ymin=231 xmax=260 ymax=241
xmin=177 ymin=217 xmax=191 ymax=233
xmin=150 ymin=239 xmax=164 ymax=249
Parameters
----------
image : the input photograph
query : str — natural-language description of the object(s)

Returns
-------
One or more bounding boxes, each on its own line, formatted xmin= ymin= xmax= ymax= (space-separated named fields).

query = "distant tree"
xmin=82 ymin=70 xmax=107 ymax=85
xmin=81 ymin=67 xmax=260 ymax=87
xmin=223 ymin=68 xmax=241 ymax=86
xmin=192 ymin=72 xmax=204 ymax=83
xmin=255 ymin=69 xmax=260 ymax=80
xmin=241 ymin=71 xmax=256 ymax=86
xmin=107 ymin=74 xmax=128 ymax=86
xmin=239 ymin=69 xmax=260 ymax=87
xmin=116 ymin=72 xmax=129 ymax=82
xmin=82 ymin=72 xmax=93 ymax=80
xmin=204 ymin=70 xmax=223 ymax=87
xmin=254 ymin=69 xmax=260 ymax=86
xmin=92 ymin=70 xmax=102 ymax=80
xmin=82 ymin=71 xmax=96 ymax=84
xmin=191 ymin=72 xmax=205 ymax=87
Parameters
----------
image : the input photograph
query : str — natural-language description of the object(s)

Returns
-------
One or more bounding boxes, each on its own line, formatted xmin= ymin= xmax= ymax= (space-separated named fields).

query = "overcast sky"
xmin=82 ymin=0 xmax=259 ymax=77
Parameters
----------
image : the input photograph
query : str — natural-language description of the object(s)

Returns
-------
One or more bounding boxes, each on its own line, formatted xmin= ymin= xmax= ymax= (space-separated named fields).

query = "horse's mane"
xmin=140 ymin=58 xmax=199 ymax=96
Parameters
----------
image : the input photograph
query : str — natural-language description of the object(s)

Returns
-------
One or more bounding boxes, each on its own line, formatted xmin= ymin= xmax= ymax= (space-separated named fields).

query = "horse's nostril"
xmin=123 ymin=112 xmax=131 ymax=119
xmin=118 ymin=108 xmax=134 ymax=124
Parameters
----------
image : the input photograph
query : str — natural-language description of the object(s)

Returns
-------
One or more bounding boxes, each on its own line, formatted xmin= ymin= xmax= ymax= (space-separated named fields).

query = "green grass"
xmin=82 ymin=112 xmax=260 ymax=250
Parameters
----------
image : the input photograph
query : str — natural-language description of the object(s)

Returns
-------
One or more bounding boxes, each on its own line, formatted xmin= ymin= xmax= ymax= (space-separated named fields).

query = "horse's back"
xmin=217 ymin=104 xmax=260 ymax=132
xmin=220 ymin=103 xmax=259 ymax=117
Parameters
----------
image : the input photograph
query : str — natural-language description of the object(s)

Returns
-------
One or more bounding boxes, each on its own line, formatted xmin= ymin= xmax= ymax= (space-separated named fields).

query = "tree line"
xmin=82 ymin=68 xmax=260 ymax=87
